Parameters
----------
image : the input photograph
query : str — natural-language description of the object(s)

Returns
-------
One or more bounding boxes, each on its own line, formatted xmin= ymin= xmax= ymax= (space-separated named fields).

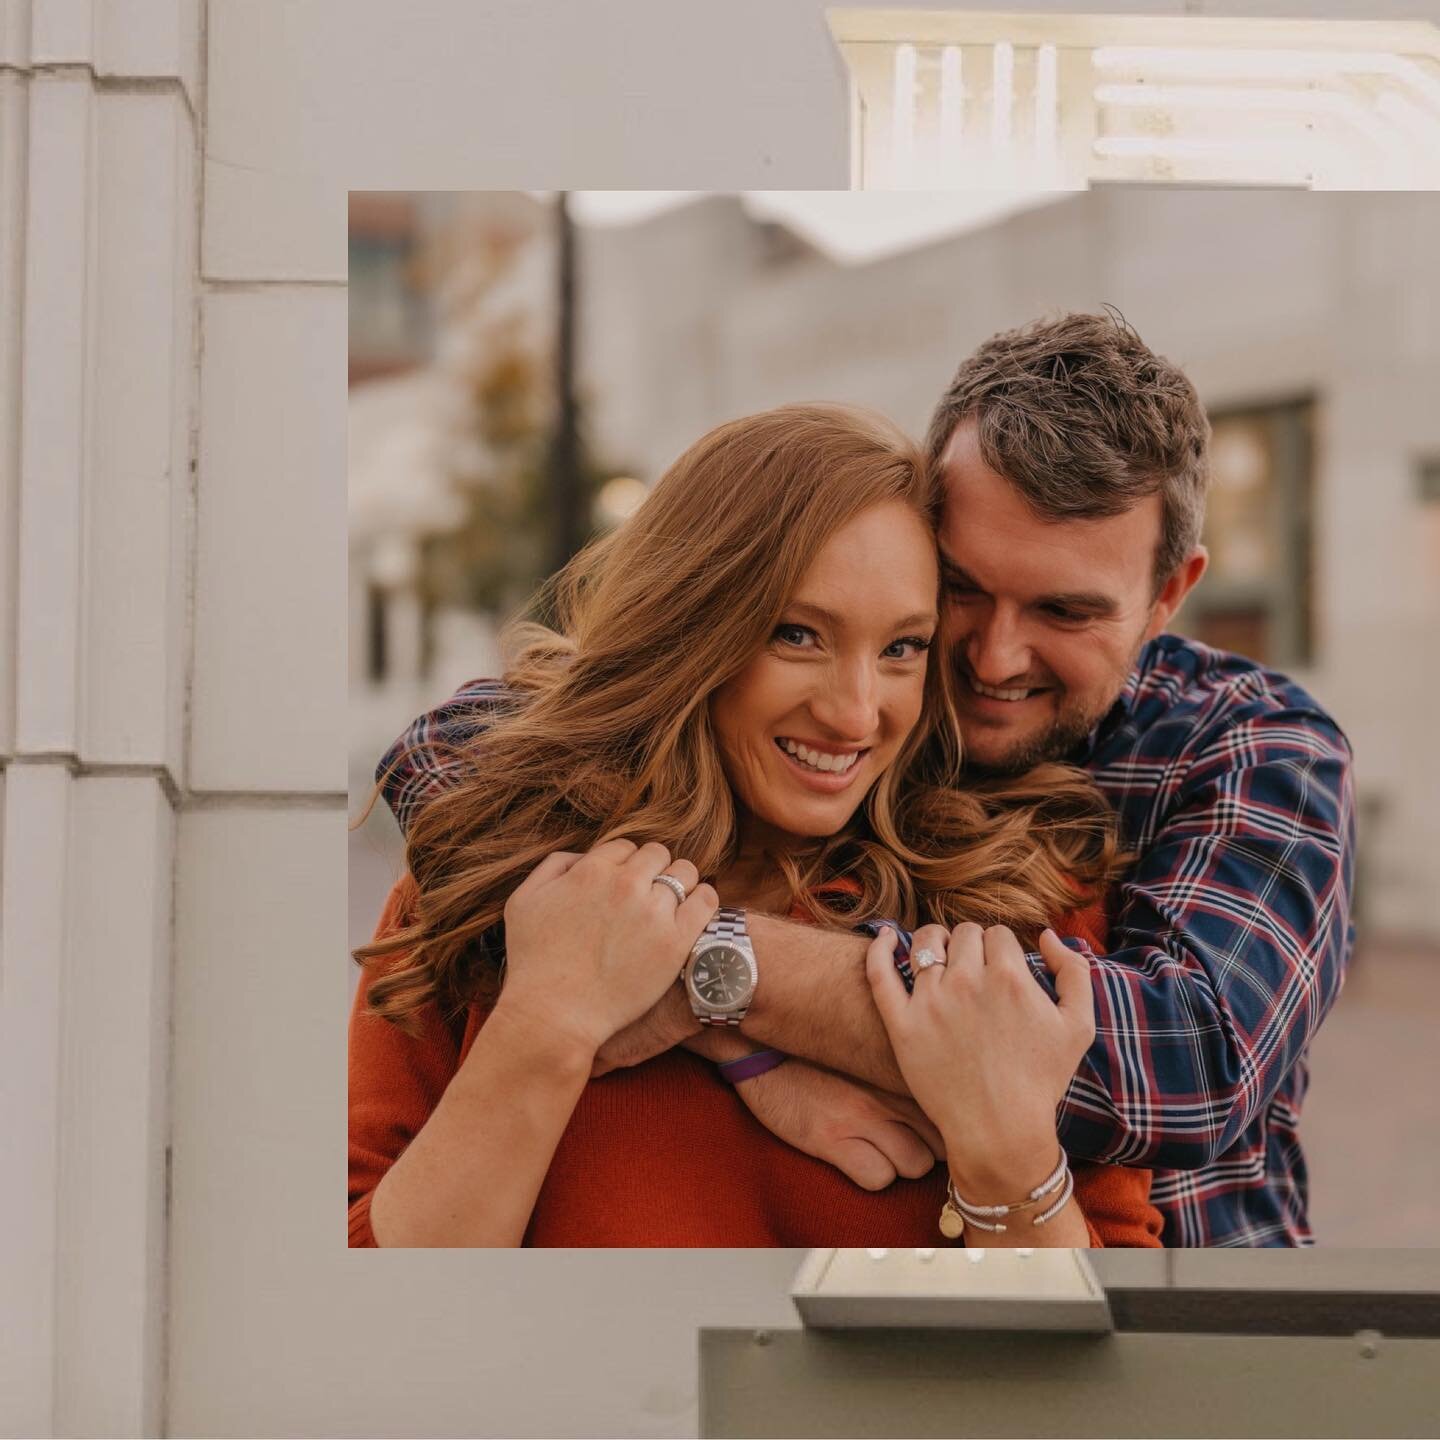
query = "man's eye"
xmin=945 ymin=581 xmax=980 ymax=600
xmin=1043 ymin=606 xmax=1086 ymax=624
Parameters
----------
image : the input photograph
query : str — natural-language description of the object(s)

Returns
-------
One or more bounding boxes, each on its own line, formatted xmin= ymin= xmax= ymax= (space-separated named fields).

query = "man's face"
xmin=937 ymin=419 xmax=1194 ymax=775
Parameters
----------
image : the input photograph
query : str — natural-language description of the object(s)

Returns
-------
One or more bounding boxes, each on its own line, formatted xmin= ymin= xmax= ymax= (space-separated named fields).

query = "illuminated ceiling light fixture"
xmin=827 ymin=10 xmax=1440 ymax=190
xmin=792 ymin=1248 xmax=1113 ymax=1331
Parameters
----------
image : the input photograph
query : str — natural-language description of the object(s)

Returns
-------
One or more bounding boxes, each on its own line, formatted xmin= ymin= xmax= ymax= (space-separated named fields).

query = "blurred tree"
xmin=412 ymin=194 xmax=615 ymax=639
xmin=549 ymin=190 xmax=585 ymax=572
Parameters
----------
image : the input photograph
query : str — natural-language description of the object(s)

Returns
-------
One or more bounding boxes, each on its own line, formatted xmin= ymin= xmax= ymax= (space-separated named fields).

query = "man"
xmin=377 ymin=312 xmax=1354 ymax=1246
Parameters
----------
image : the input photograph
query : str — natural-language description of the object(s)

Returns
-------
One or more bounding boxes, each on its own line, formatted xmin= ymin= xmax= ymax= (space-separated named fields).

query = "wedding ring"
xmin=912 ymin=947 xmax=946 ymax=972
xmin=652 ymin=874 xmax=689 ymax=904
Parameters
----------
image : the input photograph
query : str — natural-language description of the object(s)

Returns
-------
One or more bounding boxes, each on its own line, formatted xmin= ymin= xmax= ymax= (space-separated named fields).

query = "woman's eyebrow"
xmin=787 ymin=600 xmax=937 ymax=631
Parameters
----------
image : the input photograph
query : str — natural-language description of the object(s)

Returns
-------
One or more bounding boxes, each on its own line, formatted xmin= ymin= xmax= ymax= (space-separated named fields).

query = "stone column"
xmin=0 ymin=2 xmax=201 ymax=1436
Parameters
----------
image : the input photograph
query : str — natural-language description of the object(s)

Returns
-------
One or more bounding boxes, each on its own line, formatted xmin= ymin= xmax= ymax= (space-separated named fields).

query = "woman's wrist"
xmin=944 ymin=1135 xmax=1064 ymax=1207
xmin=483 ymin=992 xmax=603 ymax=1077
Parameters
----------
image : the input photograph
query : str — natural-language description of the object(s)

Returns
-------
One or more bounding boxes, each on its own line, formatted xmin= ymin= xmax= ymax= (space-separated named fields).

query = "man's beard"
xmin=956 ymin=639 xmax=1147 ymax=778
xmin=958 ymin=699 xmax=1105 ymax=778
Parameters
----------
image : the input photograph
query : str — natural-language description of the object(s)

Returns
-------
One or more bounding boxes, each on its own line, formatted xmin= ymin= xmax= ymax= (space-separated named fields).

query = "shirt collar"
xmin=1074 ymin=641 xmax=1151 ymax=760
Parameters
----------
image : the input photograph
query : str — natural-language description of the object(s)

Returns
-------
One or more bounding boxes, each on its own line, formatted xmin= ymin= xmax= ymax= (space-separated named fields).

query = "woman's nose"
xmin=810 ymin=664 xmax=880 ymax=741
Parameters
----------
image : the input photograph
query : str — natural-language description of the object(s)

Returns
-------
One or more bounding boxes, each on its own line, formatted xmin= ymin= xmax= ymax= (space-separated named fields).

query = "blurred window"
xmin=1179 ymin=398 xmax=1315 ymax=669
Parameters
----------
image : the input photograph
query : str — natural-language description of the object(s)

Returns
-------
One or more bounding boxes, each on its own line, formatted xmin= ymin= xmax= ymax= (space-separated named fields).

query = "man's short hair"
xmin=925 ymin=310 xmax=1211 ymax=592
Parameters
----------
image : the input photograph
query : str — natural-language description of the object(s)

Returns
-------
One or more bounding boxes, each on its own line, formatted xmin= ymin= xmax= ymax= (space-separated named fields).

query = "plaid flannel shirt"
xmin=375 ymin=634 xmax=1355 ymax=1247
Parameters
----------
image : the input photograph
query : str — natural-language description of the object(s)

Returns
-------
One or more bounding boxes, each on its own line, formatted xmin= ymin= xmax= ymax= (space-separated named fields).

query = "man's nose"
xmin=966 ymin=608 xmax=1032 ymax=685
xmin=811 ymin=662 xmax=880 ymax=740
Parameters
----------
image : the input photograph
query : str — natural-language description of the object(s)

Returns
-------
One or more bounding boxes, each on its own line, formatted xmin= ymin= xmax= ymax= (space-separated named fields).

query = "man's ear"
xmin=1146 ymin=546 xmax=1209 ymax=640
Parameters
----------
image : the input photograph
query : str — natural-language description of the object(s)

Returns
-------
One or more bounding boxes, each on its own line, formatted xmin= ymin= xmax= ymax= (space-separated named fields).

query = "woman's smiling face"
xmin=710 ymin=500 xmax=939 ymax=848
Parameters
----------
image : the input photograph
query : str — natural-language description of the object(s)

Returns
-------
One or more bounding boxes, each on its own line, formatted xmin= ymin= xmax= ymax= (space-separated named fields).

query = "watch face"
xmin=688 ymin=944 xmax=754 ymax=1009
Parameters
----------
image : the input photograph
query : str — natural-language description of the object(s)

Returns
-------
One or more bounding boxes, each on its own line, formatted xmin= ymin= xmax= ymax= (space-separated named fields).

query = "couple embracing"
xmin=349 ymin=311 xmax=1354 ymax=1249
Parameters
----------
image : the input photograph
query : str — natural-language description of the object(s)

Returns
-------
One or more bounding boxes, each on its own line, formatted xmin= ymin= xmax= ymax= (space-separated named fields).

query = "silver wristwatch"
xmin=682 ymin=907 xmax=757 ymax=1028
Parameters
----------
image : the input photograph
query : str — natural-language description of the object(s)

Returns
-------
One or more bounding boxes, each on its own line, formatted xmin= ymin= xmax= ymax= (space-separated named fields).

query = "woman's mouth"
xmin=773 ymin=737 xmax=869 ymax=791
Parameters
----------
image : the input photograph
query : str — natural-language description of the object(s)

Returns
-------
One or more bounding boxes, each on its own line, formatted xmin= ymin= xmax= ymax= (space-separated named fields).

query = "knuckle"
xmin=950 ymin=921 xmax=983 ymax=949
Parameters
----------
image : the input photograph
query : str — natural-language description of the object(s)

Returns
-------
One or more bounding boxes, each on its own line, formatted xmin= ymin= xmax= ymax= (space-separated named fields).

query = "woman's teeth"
xmin=778 ymin=738 xmax=860 ymax=773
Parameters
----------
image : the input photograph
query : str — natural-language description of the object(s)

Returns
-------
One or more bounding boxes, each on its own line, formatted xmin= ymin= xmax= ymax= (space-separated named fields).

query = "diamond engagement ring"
xmin=912 ymin=947 xmax=945 ymax=971
xmin=652 ymin=874 xmax=689 ymax=904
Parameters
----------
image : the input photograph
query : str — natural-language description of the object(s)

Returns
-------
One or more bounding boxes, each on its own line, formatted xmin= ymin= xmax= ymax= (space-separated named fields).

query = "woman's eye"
xmin=884 ymin=635 xmax=933 ymax=660
xmin=773 ymin=623 xmax=816 ymax=649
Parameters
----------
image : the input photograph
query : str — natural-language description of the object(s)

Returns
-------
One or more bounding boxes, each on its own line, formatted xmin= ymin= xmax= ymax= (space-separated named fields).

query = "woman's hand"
xmin=496 ymin=839 xmax=718 ymax=1061
xmin=865 ymin=922 xmax=1095 ymax=1198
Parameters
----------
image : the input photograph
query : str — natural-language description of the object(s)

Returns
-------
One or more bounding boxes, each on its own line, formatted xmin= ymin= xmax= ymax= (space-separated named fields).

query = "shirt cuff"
xmin=854 ymin=917 xmax=915 ymax=992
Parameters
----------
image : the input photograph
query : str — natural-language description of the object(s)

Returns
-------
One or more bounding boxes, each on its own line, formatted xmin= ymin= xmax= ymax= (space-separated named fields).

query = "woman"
xmin=350 ymin=403 xmax=1161 ymax=1247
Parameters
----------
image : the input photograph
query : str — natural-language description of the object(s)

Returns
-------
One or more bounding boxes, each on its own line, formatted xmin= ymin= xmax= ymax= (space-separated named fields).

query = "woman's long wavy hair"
xmin=357 ymin=403 xmax=1122 ymax=1030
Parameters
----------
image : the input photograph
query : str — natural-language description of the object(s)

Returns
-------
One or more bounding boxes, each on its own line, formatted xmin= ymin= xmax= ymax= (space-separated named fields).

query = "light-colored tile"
xmin=83 ymin=88 xmax=194 ymax=778
xmin=0 ymin=0 xmax=31 ymax=69
xmin=15 ymin=72 xmax=90 ymax=755
xmin=95 ymin=0 xmax=202 ymax=109
xmin=29 ymin=0 xmax=92 ymax=65
xmin=0 ymin=761 xmax=72 ymax=1439
xmin=202 ymin=157 xmax=347 ymax=285
xmin=198 ymin=0 xmax=850 ymax=281
xmin=0 ymin=71 xmax=27 ymax=757
xmin=191 ymin=286 xmax=346 ymax=792
xmin=201 ymin=0 xmax=344 ymax=280
xmin=53 ymin=775 xmax=173 ymax=1439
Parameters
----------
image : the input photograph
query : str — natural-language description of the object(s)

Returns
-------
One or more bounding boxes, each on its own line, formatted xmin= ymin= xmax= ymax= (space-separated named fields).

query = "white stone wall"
xmin=0 ymin=3 xmax=198 ymax=1435
xmin=3 ymin=3 xmax=1439 ymax=1439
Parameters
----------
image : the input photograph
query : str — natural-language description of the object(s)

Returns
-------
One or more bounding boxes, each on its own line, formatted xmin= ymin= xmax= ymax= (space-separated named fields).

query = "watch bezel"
xmin=685 ymin=938 xmax=757 ymax=1016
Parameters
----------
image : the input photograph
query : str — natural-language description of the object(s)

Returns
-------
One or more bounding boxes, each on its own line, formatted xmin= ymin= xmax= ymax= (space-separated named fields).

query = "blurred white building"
xmin=351 ymin=189 xmax=1440 ymax=939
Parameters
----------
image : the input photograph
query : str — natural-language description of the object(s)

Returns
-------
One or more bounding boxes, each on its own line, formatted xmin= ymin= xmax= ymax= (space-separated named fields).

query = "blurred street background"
xmin=349 ymin=189 xmax=1440 ymax=1245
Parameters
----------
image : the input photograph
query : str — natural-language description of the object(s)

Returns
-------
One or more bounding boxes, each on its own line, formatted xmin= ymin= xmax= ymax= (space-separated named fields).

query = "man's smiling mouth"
xmin=966 ymin=674 xmax=1048 ymax=702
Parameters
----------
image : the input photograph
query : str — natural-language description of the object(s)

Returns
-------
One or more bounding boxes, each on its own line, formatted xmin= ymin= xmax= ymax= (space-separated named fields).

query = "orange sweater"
xmin=349 ymin=877 xmax=1162 ymax=1247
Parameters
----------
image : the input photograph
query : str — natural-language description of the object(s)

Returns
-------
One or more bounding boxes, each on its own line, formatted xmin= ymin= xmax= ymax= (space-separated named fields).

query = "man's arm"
xmin=740 ymin=916 xmax=908 ymax=1089
xmin=1042 ymin=706 xmax=1354 ymax=1170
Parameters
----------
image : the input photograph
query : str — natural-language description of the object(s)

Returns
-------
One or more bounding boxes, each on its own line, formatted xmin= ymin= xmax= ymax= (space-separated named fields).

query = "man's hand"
xmin=591 ymin=980 xmax=699 ymax=1076
xmin=734 ymin=1059 xmax=945 ymax=1191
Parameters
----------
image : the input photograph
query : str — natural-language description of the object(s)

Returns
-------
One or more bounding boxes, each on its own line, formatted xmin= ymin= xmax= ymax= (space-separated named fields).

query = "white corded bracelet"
xmin=939 ymin=1151 xmax=1072 ymax=1237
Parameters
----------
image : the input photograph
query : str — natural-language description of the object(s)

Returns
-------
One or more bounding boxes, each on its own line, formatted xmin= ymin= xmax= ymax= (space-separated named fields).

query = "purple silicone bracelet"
xmin=717 ymin=1049 xmax=788 ymax=1084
